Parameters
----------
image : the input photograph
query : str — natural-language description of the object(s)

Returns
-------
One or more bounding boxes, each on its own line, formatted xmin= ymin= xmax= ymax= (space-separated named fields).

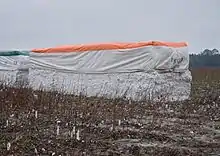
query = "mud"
xmin=0 ymin=81 xmax=220 ymax=155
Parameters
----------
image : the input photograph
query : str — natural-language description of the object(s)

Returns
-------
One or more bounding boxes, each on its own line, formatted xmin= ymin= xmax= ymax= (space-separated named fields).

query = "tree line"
xmin=189 ymin=49 xmax=220 ymax=68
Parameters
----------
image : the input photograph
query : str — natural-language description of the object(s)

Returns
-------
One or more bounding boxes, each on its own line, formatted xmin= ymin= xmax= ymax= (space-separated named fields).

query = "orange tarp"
xmin=32 ymin=41 xmax=188 ymax=53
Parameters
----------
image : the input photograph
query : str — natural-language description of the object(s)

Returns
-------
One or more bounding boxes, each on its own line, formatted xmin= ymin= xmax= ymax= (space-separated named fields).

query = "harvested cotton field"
xmin=0 ymin=69 xmax=220 ymax=156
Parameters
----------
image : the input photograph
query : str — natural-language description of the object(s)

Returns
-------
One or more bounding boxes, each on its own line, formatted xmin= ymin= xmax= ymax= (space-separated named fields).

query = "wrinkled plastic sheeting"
xmin=29 ymin=46 xmax=189 ymax=73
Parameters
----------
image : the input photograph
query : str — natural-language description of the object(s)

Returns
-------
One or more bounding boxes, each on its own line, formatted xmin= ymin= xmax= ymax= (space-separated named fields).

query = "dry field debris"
xmin=0 ymin=69 xmax=220 ymax=156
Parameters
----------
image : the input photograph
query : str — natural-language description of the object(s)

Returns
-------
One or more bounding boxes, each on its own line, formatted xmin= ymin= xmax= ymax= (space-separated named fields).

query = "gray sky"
xmin=0 ymin=0 xmax=219 ymax=53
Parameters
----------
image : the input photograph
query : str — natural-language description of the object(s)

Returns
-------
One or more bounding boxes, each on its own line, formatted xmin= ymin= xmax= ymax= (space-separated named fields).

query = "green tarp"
xmin=0 ymin=51 xmax=29 ymax=56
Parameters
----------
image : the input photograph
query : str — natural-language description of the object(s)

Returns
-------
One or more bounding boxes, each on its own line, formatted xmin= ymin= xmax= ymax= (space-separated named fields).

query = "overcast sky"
xmin=0 ymin=0 xmax=219 ymax=53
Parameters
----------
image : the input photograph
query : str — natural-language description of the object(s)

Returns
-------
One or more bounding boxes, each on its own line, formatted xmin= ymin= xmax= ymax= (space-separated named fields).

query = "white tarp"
xmin=30 ymin=46 xmax=189 ymax=73
xmin=0 ymin=45 xmax=192 ymax=101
